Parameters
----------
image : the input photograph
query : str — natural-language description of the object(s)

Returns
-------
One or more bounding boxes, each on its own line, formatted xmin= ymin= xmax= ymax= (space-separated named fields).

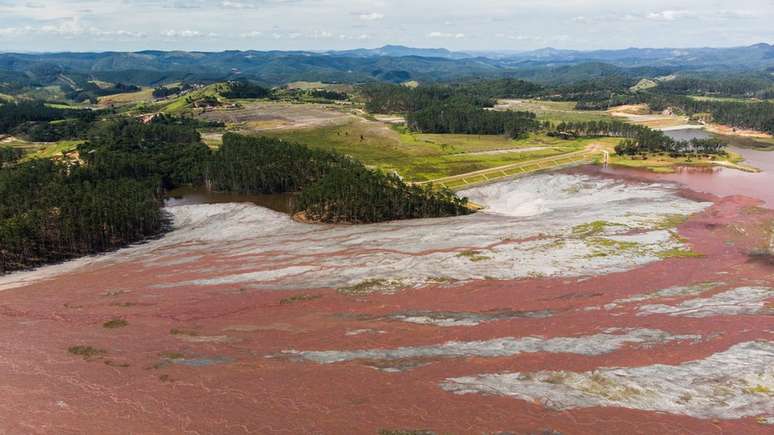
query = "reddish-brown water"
xmin=0 ymin=144 xmax=772 ymax=433
xmin=601 ymin=146 xmax=774 ymax=207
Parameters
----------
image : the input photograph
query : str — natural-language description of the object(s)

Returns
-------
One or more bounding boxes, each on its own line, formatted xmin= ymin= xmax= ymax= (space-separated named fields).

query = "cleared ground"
xmin=200 ymin=101 xmax=355 ymax=130
xmin=97 ymin=87 xmax=155 ymax=107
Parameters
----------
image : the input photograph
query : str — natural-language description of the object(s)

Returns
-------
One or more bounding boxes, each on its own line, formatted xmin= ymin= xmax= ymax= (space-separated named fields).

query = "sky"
xmin=0 ymin=0 xmax=772 ymax=52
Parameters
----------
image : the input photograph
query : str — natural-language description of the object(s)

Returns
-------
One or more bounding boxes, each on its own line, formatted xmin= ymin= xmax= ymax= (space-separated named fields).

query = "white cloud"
xmin=0 ymin=0 xmax=771 ymax=51
xmin=161 ymin=29 xmax=203 ymax=38
xmin=428 ymin=31 xmax=465 ymax=39
xmin=359 ymin=12 xmax=384 ymax=21
xmin=646 ymin=10 xmax=696 ymax=21
xmin=240 ymin=30 xmax=263 ymax=38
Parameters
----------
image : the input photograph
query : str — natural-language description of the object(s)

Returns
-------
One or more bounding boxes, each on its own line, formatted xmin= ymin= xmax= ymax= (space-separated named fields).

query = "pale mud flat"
xmin=0 ymin=173 xmax=710 ymax=293
xmin=442 ymin=341 xmax=774 ymax=420
xmin=282 ymin=328 xmax=702 ymax=370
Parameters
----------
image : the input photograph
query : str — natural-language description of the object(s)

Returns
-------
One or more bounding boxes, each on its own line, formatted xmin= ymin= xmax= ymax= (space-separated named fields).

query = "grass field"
xmin=98 ymin=87 xmax=155 ymax=107
xmin=262 ymin=119 xmax=612 ymax=181
xmin=493 ymin=100 xmax=613 ymax=123
xmin=606 ymin=150 xmax=753 ymax=173
xmin=2 ymin=138 xmax=82 ymax=160
xmin=26 ymin=140 xmax=83 ymax=160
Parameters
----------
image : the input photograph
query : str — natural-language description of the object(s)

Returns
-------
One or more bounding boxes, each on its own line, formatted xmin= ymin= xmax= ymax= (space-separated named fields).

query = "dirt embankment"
xmin=705 ymin=123 xmax=774 ymax=139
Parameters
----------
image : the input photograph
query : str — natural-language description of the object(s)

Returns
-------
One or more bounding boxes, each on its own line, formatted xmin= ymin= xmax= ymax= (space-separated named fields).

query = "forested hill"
xmin=0 ymin=43 xmax=772 ymax=90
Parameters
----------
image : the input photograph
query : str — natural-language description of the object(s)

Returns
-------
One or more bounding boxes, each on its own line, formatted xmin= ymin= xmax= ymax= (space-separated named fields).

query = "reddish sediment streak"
xmin=0 ymin=170 xmax=771 ymax=434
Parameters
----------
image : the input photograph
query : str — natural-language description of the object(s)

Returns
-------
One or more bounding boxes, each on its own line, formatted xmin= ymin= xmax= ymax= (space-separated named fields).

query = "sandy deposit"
xmin=0 ymin=173 xmax=709 ymax=293
xmin=442 ymin=341 xmax=774 ymax=420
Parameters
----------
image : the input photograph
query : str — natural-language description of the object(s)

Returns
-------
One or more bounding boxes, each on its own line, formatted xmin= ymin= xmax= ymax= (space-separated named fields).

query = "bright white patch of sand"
xmin=637 ymin=287 xmax=773 ymax=317
xmin=442 ymin=341 xmax=774 ymax=419
xmin=282 ymin=328 xmax=700 ymax=366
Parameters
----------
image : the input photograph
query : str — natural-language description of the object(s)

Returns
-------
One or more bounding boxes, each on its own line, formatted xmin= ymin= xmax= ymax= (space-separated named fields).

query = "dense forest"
xmin=80 ymin=115 xmax=212 ymax=188
xmin=550 ymin=120 xmax=727 ymax=156
xmin=652 ymin=74 xmax=774 ymax=99
xmin=644 ymin=95 xmax=774 ymax=135
xmin=0 ymin=101 xmax=99 ymax=134
xmin=66 ymin=82 xmax=140 ymax=103
xmin=615 ymin=137 xmax=727 ymax=156
xmin=207 ymin=134 xmax=353 ymax=194
xmin=0 ymin=147 xmax=23 ymax=167
xmin=0 ymin=116 xmax=210 ymax=274
xmin=208 ymin=134 xmax=471 ymax=223
xmin=407 ymin=104 xmax=540 ymax=138
xmin=153 ymin=83 xmax=193 ymax=99
xmin=1 ymin=123 xmax=472 ymax=273
xmin=361 ymin=81 xmax=542 ymax=137
xmin=360 ymin=80 xmax=540 ymax=114
xmin=221 ymin=81 xmax=273 ymax=99
xmin=0 ymin=158 xmax=165 ymax=274
xmin=296 ymin=167 xmax=470 ymax=224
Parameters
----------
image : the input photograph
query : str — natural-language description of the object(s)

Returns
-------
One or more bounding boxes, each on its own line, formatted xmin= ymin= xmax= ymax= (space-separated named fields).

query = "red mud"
xmin=0 ymin=177 xmax=773 ymax=433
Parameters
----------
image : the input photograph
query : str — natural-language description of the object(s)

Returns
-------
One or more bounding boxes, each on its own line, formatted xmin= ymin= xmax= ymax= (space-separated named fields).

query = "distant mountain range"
xmin=330 ymin=43 xmax=774 ymax=68
xmin=0 ymin=44 xmax=771 ymax=91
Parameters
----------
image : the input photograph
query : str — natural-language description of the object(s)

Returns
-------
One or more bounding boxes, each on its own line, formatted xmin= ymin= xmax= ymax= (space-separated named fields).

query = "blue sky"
xmin=0 ymin=0 xmax=772 ymax=52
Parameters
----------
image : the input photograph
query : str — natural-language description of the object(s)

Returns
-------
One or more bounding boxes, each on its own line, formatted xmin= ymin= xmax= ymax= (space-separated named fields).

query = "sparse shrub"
xmin=68 ymin=345 xmax=106 ymax=359
xmin=103 ymin=319 xmax=128 ymax=329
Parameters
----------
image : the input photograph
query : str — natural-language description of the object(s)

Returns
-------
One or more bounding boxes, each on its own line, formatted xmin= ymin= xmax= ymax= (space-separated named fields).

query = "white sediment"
xmin=442 ymin=341 xmax=774 ymax=420
xmin=0 ymin=173 xmax=710 ymax=292
xmin=281 ymin=328 xmax=701 ymax=367
xmin=637 ymin=287 xmax=773 ymax=317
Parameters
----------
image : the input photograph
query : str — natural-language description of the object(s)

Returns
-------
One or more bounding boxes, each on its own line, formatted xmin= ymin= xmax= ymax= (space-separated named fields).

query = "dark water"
xmin=164 ymin=186 xmax=295 ymax=214
xmin=662 ymin=128 xmax=712 ymax=142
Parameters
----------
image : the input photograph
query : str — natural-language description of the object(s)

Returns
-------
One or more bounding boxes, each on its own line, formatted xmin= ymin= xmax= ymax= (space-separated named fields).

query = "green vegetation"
xmin=296 ymin=166 xmax=470 ymax=223
xmin=337 ymin=279 xmax=404 ymax=296
xmin=456 ymin=250 xmax=492 ymax=262
xmin=646 ymin=95 xmax=774 ymax=135
xmin=210 ymin=134 xmax=471 ymax=223
xmin=0 ymin=158 xmax=166 ymax=274
xmin=68 ymin=346 xmax=107 ymax=359
xmin=0 ymin=101 xmax=101 ymax=142
xmin=573 ymin=221 xmax=616 ymax=237
xmin=0 ymin=147 xmax=23 ymax=167
xmin=267 ymin=122 xmax=595 ymax=181
xmin=407 ymin=104 xmax=540 ymax=138
xmin=279 ymin=294 xmax=323 ymax=305
xmin=103 ymin=319 xmax=129 ymax=329
xmin=496 ymin=100 xmax=613 ymax=123
xmin=657 ymin=248 xmax=704 ymax=259
xmin=220 ymin=81 xmax=272 ymax=99
xmin=0 ymin=115 xmax=212 ymax=274
xmin=26 ymin=140 xmax=83 ymax=160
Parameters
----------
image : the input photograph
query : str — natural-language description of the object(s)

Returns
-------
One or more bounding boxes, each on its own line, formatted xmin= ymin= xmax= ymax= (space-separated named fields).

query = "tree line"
xmin=645 ymin=95 xmax=774 ymax=135
xmin=0 ymin=115 xmax=212 ymax=274
xmin=550 ymin=120 xmax=727 ymax=156
xmin=0 ymin=101 xmax=99 ymax=134
xmin=208 ymin=134 xmax=472 ymax=223
xmin=1 ymin=121 xmax=472 ymax=273
xmin=615 ymin=137 xmax=727 ymax=156
xmin=407 ymin=103 xmax=540 ymax=138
